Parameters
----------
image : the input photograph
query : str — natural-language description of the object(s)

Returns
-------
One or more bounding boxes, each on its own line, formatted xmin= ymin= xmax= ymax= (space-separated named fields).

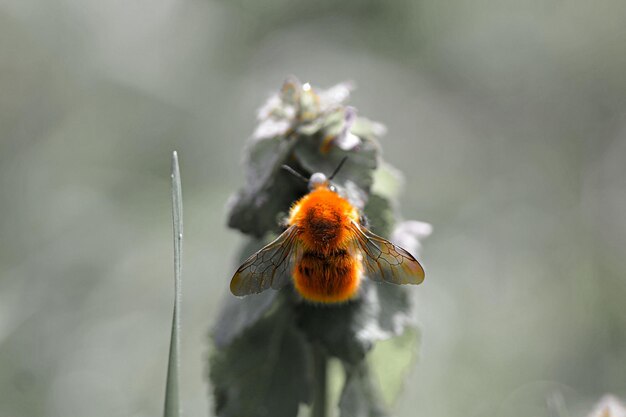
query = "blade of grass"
xmin=164 ymin=151 xmax=183 ymax=417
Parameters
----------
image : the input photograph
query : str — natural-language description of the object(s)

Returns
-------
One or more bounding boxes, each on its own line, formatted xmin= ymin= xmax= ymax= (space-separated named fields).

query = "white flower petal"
xmin=252 ymin=119 xmax=290 ymax=140
xmin=588 ymin=395 xmax=626 ymax=417
xmin=318 ymin=82 xmax=353 ymax=110
xmin=256 ymin=94 xmax=281 ymax=120
xmin=336 ymin=132 xmax=361 ymax=150
xmin=391 ymin=220 xmax=433 ymax=257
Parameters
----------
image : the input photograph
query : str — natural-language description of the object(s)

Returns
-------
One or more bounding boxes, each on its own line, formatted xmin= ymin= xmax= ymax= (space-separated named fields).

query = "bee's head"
xmin=308 ymin=172 xmax=328 ymax=190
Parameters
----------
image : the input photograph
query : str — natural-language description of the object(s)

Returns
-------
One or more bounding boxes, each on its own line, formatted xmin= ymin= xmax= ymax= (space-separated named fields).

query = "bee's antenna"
xmin=328 ymin=156 xmax=348 ymax=180
xmin=281 ymin=165 xmax=309 ymax=183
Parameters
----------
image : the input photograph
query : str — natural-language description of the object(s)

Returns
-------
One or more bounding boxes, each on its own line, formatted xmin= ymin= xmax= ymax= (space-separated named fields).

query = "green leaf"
xmin=244 ymin=137 xmax=289 ymax=186
xmin=351 ymin=117 xmax=387 ymax=143
xmin=295 ymin=281 xmax=414 ymax=366
xmin=372 ymin=283 xmax=415 ymax=336
xmin=227 ymin=128 xmax=382 ymax=237
xmin=371 ymin=162 xmax=404 ymax=202
xmin=164 ymin=151 xmax=183 ymax=417
xmin=295 ymin=295 xmax=372 ymax=365
xmin=296 ymin=107 xmax=343 ymax=136
xmin=339 ymin=362 xmax=389 ymax=417
xmin=363 ymin=193 xmax=396 ymax=237
xmin=293 ymin=133 xmax=378 ymax=193
xmin=210 ymin=295 xmax=312 ymax=417
xmin=368 ymin=327 xmax=419 ymax=406
xmin=212 ymin=290 xmax=279 ymax=349
xmin=227 ymin=136 xmax=304 ymax=237
xmin=212 ymin=236 xmax=285 ymax=348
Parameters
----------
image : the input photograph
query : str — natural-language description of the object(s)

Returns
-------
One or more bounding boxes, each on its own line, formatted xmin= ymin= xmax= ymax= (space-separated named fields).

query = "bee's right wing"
xmin=349 ymin=220 xmax=425 ymax=285
xmin=230 ymin=225 xmax=301 ymax=296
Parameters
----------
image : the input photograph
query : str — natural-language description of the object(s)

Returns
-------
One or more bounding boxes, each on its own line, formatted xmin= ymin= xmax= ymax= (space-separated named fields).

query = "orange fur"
xmin=293 ymin=253 xmax=362 ymax=303
xmin=288 ymin=187 xmax=362 ymax=303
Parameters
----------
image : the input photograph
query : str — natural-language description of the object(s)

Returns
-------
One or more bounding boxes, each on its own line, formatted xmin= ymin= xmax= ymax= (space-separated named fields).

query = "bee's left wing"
xmin=349 ymin=220 xmax=425 ymax=285
xmin=230 ymin=225 xmax=301 ymax=296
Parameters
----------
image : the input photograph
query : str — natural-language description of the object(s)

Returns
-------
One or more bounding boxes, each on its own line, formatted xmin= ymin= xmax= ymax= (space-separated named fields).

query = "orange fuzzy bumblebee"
xmin=230 ymin=169 xmax=425 ymax=303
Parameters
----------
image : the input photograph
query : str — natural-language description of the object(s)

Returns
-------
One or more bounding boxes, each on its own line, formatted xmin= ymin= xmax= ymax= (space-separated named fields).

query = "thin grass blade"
xmin=164 ymin=151 xmax=183 ymax=417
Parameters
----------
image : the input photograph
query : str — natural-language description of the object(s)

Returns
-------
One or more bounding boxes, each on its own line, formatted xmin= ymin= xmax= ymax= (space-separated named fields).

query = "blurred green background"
xmin=1 ymin=0 xmax=626 ymax=416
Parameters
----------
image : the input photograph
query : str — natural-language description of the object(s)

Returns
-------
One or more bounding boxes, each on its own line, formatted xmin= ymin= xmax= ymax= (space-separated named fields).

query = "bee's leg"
xmin=278 ymin=213 xmax=291 ymax=229
xmin=359 ymin=214 xmax=370 ymax=228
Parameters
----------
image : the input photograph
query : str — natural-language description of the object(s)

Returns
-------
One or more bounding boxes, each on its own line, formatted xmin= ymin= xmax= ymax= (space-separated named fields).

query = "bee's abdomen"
xmin=293 ymin=249 xmax=362 ymax=303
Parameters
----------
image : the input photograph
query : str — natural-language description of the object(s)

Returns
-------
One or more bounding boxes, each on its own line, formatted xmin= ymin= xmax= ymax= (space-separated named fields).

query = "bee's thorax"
xmin=288 ymin=187 xmax=359 ymax=252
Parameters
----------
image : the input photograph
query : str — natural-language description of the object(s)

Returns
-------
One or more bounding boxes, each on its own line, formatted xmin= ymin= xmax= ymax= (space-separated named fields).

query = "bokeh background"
xmin=1 ymin=0 xmax=626 ymax=416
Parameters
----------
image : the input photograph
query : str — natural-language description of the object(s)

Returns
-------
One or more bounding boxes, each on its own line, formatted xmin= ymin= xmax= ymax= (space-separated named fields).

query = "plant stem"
xmin=164 ymin=151 xmax=183 ymax=417
xmin=312 ymin=342 xmax=328 ymax=417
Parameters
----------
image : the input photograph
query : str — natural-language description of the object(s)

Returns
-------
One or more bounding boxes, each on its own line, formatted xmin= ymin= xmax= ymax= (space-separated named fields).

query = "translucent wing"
xmin=350 ymin=220 xmax=425 ymax=285
xmin=230 ymin=225 xmax=300 ymax=296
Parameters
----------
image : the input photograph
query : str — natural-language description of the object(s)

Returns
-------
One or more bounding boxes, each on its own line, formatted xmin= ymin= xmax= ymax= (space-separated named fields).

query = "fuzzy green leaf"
xmin=212 ymin=236 xmax=285 ymax=347
xmin=295 ymin=295 xmax=372 ymax=365
xmin=363 ymin=193 xmax=396 ymax=237
xmin=295 ymin=280 xmax=414 ymax=366
xmin=212 ymin=291 xmax=278 ymax=349
xmin=293 ymin=134 xmax=378 ymax=193
xmin=371 ymin=162 xmax=404 ymax=202
xmin=227 ymin=136 xmax=304 ymax=237
xmin=210 ymin=295 xmax=312 ymax=417
xmin=351 ymin=117 xmax=387 ymax=143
